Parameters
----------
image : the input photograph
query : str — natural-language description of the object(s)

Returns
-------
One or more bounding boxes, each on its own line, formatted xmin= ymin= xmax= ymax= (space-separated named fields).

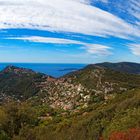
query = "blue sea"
xmin=0 ymin=63 xmax=87 ymax=78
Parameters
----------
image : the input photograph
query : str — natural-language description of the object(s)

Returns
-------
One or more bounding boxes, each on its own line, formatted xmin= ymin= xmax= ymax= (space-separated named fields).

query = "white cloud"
xmin=7 ymin=36 xmax=84 ymax=44
xmin=85 ymin=44 xmax=112 ymax=55
xmin=102 ymin=0 xmax=108 ymax=3
xmin=128 ymin=0 xmax=140 ymax=20
xmin=7 ymin=36 xmax=112 ymax=55
xmin=129 ymin=44 xmax=140 ymax=56
xmin=0 ymin=0 xmax=140 ymax=39
xmin=94 ymin=0 xmax=108 ymax=3
xmin=113 ymin=0 xmax=140 ymax=26
xmin=72 ymin=0 xmax=91 ymax=4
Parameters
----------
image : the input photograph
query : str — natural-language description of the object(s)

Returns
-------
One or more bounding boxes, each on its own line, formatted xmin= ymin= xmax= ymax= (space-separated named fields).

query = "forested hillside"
xmin=0 ymin=63 xmax=140 ymax=140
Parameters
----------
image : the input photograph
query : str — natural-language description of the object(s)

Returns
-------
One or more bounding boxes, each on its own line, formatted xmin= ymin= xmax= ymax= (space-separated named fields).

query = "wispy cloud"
xmin=94 ymin=0 xmax=108 ymax=4
xmin=0 ymin=0 xmax=140 ymax=39
xmin=128 ymin=0 xmax=140 ymax=19
xmin=129 ymin=44 xmax=140 ymax=56
xmin=85 ymin=44 xmax=112 ymax=55
xmin=8 ymin=36 xmax=83 ymax=44
xmin=107 ymin=0 xmax=140 ymax=27
xmin=7 ymin=36 xmax=112 ymax=56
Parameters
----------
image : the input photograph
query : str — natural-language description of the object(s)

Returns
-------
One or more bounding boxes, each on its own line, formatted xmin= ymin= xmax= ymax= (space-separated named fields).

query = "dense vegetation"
xmin=94 ymin=62 xmax=140 ymax=74
xmin=65 ymin=65 xmax=140 ymax=92
xmin=0 ymin=63 xmax=140 ymax=140
xmin=0 ymin=88 xmax=140 ymax=140
xmin=0 ymin=66 xmax=44 ymax=100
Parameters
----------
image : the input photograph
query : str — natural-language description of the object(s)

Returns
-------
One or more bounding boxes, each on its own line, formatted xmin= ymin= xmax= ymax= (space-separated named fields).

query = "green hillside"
xmin=0 ymin=88 xmax=140 ymax=140
xmin=94 ymin=62 xmax=140 ymax=74
xmin=0 ymin=63 xmax=140 ymax=140
xmin=0 ymin=66 xmax=44 ymax=101
xmin=64 ymin=65 xmax=140 ymax=93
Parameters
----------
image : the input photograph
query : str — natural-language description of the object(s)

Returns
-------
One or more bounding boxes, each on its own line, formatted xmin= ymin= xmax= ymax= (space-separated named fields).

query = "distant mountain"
xmin=92 ymin=62 xmax=140 ymax=74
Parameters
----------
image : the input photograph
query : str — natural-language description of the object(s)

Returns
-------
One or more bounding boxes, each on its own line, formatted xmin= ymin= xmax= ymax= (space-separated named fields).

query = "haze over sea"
xmin=0 ymin=63 xmax=86 ymax=78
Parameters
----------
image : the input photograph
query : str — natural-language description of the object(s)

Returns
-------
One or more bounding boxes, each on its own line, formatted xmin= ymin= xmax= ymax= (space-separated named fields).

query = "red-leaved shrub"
xmin=109 ymin=128 xmax=140 ymax=140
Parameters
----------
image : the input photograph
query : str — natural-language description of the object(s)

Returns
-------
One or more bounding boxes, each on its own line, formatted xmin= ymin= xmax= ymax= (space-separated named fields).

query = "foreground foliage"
xmin=0 ymin=88 xmax=140 ymax=140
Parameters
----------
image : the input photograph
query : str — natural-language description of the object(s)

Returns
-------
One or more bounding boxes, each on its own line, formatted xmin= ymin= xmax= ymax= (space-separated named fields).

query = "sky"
xmin=0 ymin=0 xmax=140 ymax=63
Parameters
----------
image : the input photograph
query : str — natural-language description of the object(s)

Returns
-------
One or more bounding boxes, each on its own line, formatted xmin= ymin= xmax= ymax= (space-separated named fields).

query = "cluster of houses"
xmin=38 ymin=77 xmax=91 ymax=110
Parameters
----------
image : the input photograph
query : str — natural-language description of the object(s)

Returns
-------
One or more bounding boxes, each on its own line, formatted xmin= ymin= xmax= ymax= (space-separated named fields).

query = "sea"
xmin=0 ymin=63 xmax=87 ymax=78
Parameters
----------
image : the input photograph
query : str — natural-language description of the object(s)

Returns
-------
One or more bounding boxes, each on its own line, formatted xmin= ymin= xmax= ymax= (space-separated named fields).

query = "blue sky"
xmin=0 ymin=0 xmax=140 ymax=63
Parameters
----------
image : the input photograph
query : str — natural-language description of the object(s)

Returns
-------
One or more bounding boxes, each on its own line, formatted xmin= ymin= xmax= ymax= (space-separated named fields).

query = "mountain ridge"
xmin=1 ymin=62 xmax=140 ymax=110
xmin=0 ymin=62 xmax=140 ymax=140
xmin=93 ymin=62 xmax=140 ymax=74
